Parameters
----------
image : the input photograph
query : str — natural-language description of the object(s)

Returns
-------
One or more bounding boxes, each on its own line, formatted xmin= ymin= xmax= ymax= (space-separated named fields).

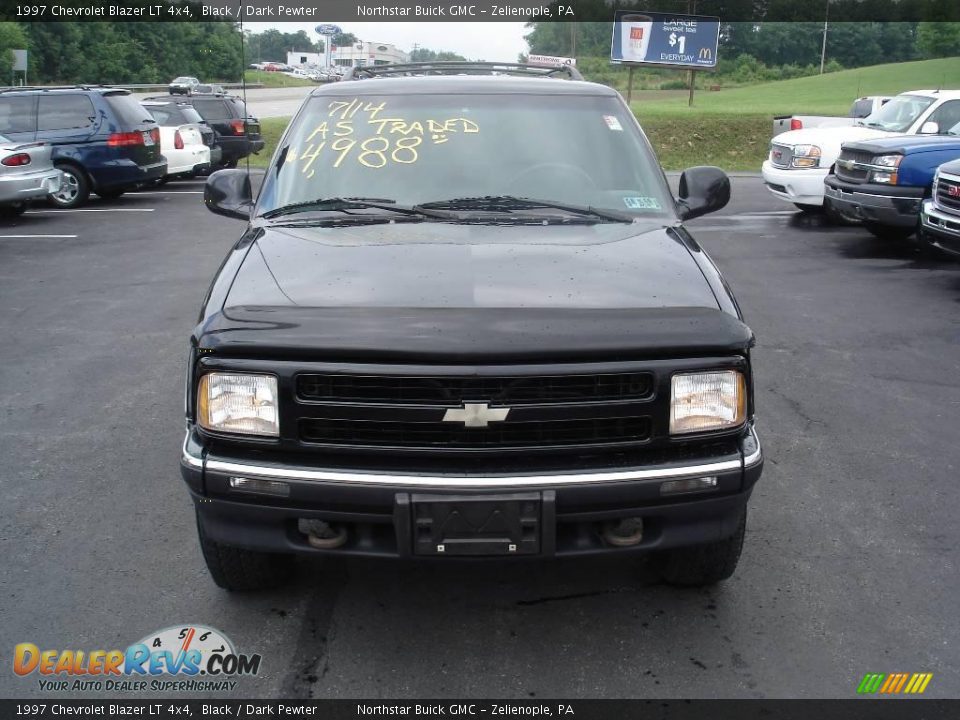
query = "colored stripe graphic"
xmin=858 ymin=672 xmax=932 ymax=694
xmin=857 ymin=674 xmax=885 ymax=693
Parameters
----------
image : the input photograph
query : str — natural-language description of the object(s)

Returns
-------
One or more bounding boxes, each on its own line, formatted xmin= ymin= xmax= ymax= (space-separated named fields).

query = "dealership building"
xmin=330 ymin=41 xmax=410 ymax=68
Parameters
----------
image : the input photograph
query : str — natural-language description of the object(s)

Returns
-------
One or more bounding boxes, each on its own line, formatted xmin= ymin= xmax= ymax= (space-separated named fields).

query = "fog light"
xmin=229 ymin=476 xmax=290 ymax=497
xmin=660 ymin=476 xmax=718 ymax=496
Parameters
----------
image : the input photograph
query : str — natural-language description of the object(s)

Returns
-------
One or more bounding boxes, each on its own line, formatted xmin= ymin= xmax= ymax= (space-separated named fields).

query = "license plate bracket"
xmin=409 ymin=493 xmax=542 ymax=556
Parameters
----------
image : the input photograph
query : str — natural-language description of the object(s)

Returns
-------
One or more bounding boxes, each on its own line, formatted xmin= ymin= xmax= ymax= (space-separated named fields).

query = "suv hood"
xmin=231 ymin=221 xmax=719 ymax=310
xmin=197 ymin=221 xmax=752 ymax=361
xmin=841 ymin=134 xmax=960 ymax=156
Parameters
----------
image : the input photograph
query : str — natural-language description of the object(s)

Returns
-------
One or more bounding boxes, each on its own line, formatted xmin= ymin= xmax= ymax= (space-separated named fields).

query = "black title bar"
xmin=3 ymin=700 xmax=960 ymax=719
xmin=0 ymin=0 xmax=957 ymax=23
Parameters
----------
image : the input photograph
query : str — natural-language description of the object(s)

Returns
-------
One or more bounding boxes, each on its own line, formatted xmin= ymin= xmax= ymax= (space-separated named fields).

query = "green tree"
xmin=409 ymin=48 xmax=467 ymax=62
xmin=917 ymin=22 xmax=960 ymax=58
xmin=330 ymin=32 xmax=358 ymax=50
xmin=0 ymin=22 xmax=28 ymax=80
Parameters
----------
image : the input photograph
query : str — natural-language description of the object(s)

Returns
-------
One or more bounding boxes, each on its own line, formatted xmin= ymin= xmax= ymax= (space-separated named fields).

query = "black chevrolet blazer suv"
xmin=181 ymin=62 xmax=763 ymax=591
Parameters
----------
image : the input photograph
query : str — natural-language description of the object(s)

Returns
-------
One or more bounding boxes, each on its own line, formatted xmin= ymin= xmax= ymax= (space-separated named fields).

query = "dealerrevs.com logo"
xmin=13 ymin=625 xmax=261 ymax=693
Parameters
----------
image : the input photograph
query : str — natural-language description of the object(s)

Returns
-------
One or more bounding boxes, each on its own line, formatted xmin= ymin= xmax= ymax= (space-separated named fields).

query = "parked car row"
xmin=0 ymin=85 xmax=264 ymax=211
xmin=762 ymin=88 xmax=960 ymax=259
xmin=249 ymin=63 xmax=340 ymax=82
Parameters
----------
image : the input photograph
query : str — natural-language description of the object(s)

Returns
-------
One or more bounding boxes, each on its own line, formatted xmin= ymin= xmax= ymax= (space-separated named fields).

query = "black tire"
xmin=863 ymin=221 xmax=914 ymax=241
xmin=95 ymin=187 xmax=126 ymax=200
xmin=0 ymin=203 xmax=26 ymax=218
xmin=196 ymin=511 xmax=295 ymax=591
xmin=793 ymin=203 xmax=821 ymax=213
xmin=48 ymin=164 xmax=90 ymax=209
xmin=660 ymin=511 xmax=746 ymax=587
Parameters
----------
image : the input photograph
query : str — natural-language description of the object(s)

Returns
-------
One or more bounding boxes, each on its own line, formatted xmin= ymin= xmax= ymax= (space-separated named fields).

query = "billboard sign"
xmin=315 ymin=24 xmax=342 ymax=35
xmin=610 ymin=10 xmax=719 ymax=69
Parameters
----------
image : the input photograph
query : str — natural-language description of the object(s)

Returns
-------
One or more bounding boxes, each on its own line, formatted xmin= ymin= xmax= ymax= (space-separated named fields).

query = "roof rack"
xmin=342 ymin=61 xmax=583 ymax=82
xmin=0 ymin=84 xmax=124 ymax=94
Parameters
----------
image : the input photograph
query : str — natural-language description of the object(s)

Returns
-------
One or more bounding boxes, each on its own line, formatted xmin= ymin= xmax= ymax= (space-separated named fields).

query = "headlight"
xmin=197 ymin=372 xmax=279 ymax=437
xmin=670 ymin=370 xmax=746 ymax=435
xmin=869 ymin=154 xmax=902 ymax=184
xmin=791 ymin=144 xmax=821 ymax=168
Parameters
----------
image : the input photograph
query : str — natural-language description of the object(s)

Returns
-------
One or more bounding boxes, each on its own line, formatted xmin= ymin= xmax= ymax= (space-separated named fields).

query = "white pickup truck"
xmin=772 ymin=96 xmax=891 ymax=137
xmin=762 ymin=89 xmax=960 ymax=211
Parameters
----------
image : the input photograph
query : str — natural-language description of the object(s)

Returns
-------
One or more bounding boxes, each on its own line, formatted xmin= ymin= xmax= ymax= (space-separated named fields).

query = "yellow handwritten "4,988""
xmin=294 ymin=136 xmax=424 ymax=176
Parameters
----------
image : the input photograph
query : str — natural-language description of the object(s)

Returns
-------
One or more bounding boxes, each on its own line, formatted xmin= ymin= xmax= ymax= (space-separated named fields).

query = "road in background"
xmin=133 ymin=86 xmax=314 ymax=119
xmin=1 ymin=178 xmax=958 ymax=699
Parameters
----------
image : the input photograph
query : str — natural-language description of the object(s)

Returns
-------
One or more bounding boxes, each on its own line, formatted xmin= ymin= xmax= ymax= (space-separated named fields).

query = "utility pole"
xmin=820 ymin=0 xmax=830 ymax=74
xmin=687 ymin=0 xmax=696 ymax=107
xmin=571 ymin=23 xmax=577 ymax=57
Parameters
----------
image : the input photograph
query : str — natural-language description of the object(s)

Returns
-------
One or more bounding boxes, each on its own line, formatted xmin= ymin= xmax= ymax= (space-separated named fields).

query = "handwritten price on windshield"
xmin=292 ymin=99 xmax=479 ymax=177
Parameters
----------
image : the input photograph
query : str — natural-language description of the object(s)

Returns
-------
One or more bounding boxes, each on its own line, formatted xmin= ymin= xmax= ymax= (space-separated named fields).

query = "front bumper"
xmin=761 ymin=162 xmax=828 ymax=206
xmin=920 ymin=199 xmax=960 ymax=257
xmin=0 ymin=167 xmax=63 ymax=203
xmin=824 ymin=177 xmax=924 ymax=228
xmin=181 ymin=425 xmax=763 ymax=559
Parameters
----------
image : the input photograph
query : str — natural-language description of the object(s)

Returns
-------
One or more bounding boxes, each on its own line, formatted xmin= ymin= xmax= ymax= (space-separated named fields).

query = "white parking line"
xmin=133 ymin=191 xmax=204 ymax=195
xmin=25 ymin=208 xmax=156 ymax=214
xmin=0 ymin=234 xmax=77 ymax=239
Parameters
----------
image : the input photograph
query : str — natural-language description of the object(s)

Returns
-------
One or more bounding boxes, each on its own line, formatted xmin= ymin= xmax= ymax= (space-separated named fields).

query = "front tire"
xmin=196 ymin=511 xmax=295 ymax=591
xmin=48 ymin=165 xmax=90 ymax=209
xmin=793 ymin=203 xmax=821 ymax=213
xmin=863 ymin=221 xmax=914 ymax=241
xmin=659 ymin=511 xmax=746 ymax=587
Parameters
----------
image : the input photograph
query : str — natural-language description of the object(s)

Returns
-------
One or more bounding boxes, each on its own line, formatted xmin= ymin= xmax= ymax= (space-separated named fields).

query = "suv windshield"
xmin=861 ymin=94 xmax=935 ymax=132
xmin=258 ymin=93 xmax=674 ymax=220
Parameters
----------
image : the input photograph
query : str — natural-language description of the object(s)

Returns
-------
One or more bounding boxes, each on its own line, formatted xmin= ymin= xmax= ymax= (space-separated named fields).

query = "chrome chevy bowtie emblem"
xmin=442 ymin=402 xmax=510 ymax=428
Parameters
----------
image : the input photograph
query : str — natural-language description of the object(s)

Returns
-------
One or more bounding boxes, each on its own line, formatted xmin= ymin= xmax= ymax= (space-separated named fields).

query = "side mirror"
xmin=920 ymin=121 xmax=939 ymax=135
xmin=204 ymin=169 xmax=253 ymax=220
xmin=677 ymin=166 xmax=730 ymax=221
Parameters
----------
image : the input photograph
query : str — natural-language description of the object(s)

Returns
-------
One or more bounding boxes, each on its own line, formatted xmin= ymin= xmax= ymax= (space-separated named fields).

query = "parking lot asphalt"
xmin=1 ymin=177 xmax=958 ymax=700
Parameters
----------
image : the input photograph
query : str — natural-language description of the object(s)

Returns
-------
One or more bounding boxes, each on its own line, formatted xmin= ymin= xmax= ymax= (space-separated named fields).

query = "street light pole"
xmin=820 ymin=0 xmax=830 ymax=74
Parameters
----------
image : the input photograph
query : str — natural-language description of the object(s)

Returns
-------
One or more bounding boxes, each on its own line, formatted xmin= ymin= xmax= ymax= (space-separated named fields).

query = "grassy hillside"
xmin=244 ymin=70 xmax=314 ymax=88
xmin=633 ymin=57 xmax=960 ymax=117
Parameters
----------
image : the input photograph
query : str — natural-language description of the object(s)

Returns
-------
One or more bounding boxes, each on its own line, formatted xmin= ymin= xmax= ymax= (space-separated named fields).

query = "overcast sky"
xmin=245 ymin=22 xmax=531 ymax=61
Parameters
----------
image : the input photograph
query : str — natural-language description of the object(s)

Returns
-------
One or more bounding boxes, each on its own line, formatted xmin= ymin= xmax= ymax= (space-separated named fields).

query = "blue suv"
xmin=0 ymin=86 xmax=167 ymax=208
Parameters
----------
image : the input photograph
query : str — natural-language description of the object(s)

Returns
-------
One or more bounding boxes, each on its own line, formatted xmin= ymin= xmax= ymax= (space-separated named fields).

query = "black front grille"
xmin=936 ymin=176 xmax=960 ymax=213
xmin=297 ymin=372 xmax=654 ymax=405
xmin=299 ymin=416 xmax=651 ymax=450
xmin=835 ymin=150 xmax=875 ymax=183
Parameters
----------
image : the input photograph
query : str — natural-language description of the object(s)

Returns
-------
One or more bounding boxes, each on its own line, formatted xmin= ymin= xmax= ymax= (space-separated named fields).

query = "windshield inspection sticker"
xmin=624 ymin=196 xmax=661 ymax=210
xmin=603 ymin=115 xmax=624 ymax=131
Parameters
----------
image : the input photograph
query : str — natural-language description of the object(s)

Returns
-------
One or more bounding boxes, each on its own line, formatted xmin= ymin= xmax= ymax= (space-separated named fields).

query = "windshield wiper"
xmin=261 ymin=197 xmax=430 ymax=220
xmin=414 ymin=196 xmax=635 ymax=223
